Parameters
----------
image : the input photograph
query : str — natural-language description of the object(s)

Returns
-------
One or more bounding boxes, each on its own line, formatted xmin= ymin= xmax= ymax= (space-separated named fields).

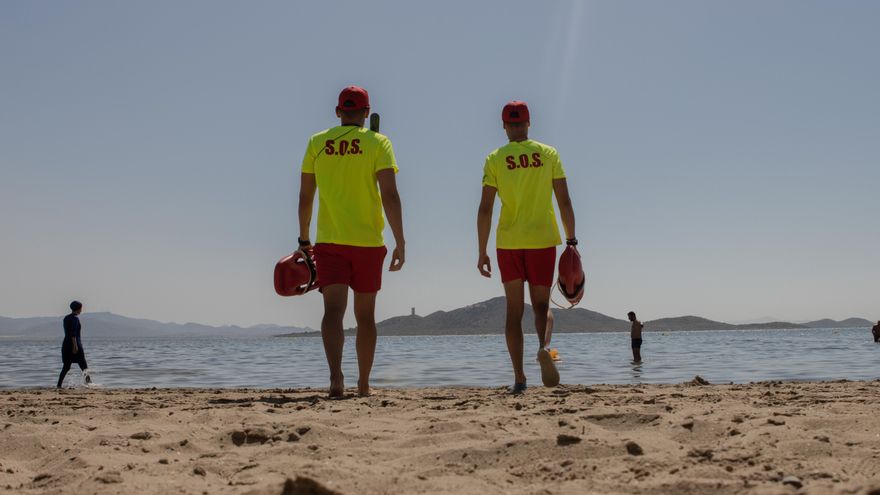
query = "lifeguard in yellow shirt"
xmin=298 ymin=86 xmax=405 ymax=398
xmin=476 ymin=101 xmax=577 ymax=393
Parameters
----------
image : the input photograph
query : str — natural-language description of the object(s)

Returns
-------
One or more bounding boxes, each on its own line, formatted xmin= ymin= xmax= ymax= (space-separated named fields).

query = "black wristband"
xmin=298 ymin=237 xmax=311 ymax=247
xmin=566 ymin=238 xmax=578 ymax=246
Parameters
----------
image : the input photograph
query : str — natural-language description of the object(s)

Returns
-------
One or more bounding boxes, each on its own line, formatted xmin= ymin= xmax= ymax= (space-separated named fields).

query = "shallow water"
xmin=0 ymin=328 xmax=876 ymax=388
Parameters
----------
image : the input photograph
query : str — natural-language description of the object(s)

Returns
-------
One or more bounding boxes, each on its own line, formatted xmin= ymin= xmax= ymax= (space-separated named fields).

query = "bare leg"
xmin=353 ymin=291 xmax=378 ymax=396
xmin=321 ymin=284 xmax=348 ymax=397
xmin=503 ymin=280 xmax=526 ymax=384
xmin=528 ymin=285 xmax=552 ymax=348
xmin=529 ymin=284 xmax=560 ymax=387
xmin=545 ymin=309 xmax=554 ymax=349
xmin=633 ymin=345 xmax=642 ymax=363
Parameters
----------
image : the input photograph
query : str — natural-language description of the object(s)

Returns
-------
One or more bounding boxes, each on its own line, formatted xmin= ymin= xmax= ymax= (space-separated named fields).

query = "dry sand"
xmin=1 ymin=380 xmax=879 ymax=494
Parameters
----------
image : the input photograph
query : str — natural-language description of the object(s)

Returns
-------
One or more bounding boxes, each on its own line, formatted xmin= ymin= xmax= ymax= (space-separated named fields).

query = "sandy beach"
xmin=1 ymin=380 xmax=879 ymax=495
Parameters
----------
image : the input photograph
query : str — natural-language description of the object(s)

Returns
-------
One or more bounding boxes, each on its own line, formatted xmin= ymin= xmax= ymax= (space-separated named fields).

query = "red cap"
xmin=337 ymin=86 xmax=370 ymax=111
xmin=502 ymin=100 xmax=530 ymax=123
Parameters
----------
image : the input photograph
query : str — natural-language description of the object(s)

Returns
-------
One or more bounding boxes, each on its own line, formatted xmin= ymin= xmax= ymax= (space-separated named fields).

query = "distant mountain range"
xmin=0 ymin=300 xmax=872 ymax=339
xmin=800 ymin=318 xmax=875 ymax=329
xmin=0 ymin=313 xmax=311 ymax=339
xmin=277 ymin=296 xmax=875 ymax=337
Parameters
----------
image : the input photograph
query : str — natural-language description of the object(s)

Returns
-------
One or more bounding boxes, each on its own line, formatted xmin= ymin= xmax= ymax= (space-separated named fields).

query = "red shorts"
xmin=314 ymin=243 xmax=387 ymax=293
xmin=497 ymin=247 xmax=556 ymax=286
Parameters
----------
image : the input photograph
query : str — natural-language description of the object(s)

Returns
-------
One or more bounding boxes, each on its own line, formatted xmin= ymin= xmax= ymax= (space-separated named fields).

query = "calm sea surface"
xmin=0 ymin=328 xmax=876 ymax=389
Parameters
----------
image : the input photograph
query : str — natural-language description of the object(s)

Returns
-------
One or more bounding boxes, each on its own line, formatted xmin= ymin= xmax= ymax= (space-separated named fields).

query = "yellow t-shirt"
xmin=482 ymin=139 xmax=566 ymax=249
xmin=301 ymin=125 xmax=398 ymax=247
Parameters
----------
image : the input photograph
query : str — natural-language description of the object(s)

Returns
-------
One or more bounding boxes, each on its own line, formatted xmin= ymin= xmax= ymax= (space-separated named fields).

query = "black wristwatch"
xmin=566 ymin=238 xmax=578 ymax=246
xmin=298 ymin=237 xmax=311 ymax=247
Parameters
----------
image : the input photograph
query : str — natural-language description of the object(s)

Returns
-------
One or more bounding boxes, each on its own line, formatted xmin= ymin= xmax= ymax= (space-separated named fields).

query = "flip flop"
xmin=537 ymin=349 xmax=560 ymax=387
xmin=509 ymin=382 xmax=527 ymax=394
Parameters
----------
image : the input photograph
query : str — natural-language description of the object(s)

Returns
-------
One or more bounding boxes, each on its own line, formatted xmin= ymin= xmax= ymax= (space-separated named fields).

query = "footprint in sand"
xmin=583 ymin=413 xmax=661 ymax=430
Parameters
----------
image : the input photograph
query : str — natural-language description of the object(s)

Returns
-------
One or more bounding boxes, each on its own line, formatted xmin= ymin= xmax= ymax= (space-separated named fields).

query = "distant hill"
xmin=645 ymin=316 xmax=736 ymax=332
xmin=279 ymin=297 xmax=830 ymax=338
xmin=645 ymin=316 xmax=807 ymax=331
xmin=0 ymin=313 xmax=312 ymax=339
xmin=803 ymin=318 xmax=873 ymax=329
xmin=0 ymin=316 xmax=57 ymax=334
xmin=737 ymin=321 xmax=809 ymax=330
xmin=363 ymin=297 xmax=630 ymax=337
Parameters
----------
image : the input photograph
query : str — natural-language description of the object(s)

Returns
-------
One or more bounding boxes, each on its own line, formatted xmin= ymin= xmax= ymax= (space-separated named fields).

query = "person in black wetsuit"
xmin=57 ymin=300 xmax=91 ymax=388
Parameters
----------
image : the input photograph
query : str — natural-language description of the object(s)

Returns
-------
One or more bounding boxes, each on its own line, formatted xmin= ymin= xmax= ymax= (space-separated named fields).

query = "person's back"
xmin=485 ymin=139 xmax=564 ymax=250
xmin=303 ymin=126 xmax=396 ymax=246
xmin=630 ymin=319 xmax=643 ymax=340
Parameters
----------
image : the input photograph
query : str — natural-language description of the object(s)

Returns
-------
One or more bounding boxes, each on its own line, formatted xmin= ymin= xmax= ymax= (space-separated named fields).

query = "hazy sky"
xmin=1 ymin=1 xmax=878 ymax=328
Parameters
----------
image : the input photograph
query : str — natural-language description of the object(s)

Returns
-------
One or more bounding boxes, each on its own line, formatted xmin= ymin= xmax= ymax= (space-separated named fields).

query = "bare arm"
xmin=477 ymin=186 xmax=496 ymax=277
xmin=377 ymin=169 xmax=405 ymax=271
xmin=298 ymin=173 xmax=317 ymax=245
xmin=553 ymin=178 xmax=576 ymax=240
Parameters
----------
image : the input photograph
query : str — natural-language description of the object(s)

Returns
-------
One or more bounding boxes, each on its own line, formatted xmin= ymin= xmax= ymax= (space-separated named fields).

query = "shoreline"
xmin=3 ymin=380 xmax=879 ymax=494
xmin=0 ymin=375 xmax=875 ymax=391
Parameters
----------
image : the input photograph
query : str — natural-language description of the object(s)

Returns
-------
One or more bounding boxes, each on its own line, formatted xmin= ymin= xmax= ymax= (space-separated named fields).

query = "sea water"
xmin=0 ymin=328 xmax=876 ymax=388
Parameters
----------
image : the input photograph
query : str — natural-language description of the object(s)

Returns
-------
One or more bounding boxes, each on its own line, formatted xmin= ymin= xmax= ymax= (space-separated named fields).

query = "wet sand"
xmin=1 ymin=379 xmax=879 ymax=494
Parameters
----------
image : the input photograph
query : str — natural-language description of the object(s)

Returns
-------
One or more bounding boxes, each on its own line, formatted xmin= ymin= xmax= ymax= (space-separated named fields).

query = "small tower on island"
xmin=411 ymin=307 xmax=416 ymax=316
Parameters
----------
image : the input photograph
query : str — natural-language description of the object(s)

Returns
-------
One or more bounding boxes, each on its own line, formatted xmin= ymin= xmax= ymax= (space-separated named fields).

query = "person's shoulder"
xmin=528 ymin=140 xmax=559 ymax=156
xmin=486 ymin=143 xmax=510 ymax=160
xmin=308 ymin=127 xmax=337 ymax=142
xmin=364 ymin=129 xmax=392 ymax=146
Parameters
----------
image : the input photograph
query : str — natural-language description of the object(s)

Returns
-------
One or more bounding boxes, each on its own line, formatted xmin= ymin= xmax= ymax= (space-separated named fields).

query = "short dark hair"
xmin=627 ymin=311 xmax=636 ymax=318
xmin=70 ymin=300 xmax=82 ymax=312
xmin=339 ymin=108 xmax=367 ymax=120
